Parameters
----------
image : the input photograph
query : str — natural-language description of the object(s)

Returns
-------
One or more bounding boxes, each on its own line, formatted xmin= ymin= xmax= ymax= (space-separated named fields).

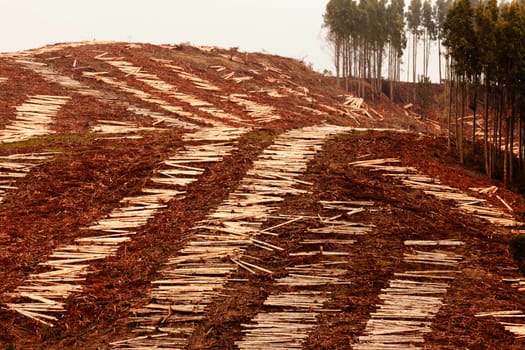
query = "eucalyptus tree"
xmin=434 ymin=0 xmax=450 ymax=82
xmin=407 ymin=0 xmax=422 ymax=85
xmin=474 ymin=0 xmax=498 ymax=176
xmin=387 ymin=0 xmax=407 ymax=99
xmin=444 ymin=0 xmax=479 ymax=163
xmin=421 ymin=0 xmax=436 ymax=78
xmin=324 ymin=0 xmax=393 ymax=98
xmin=444 ymin=0 xmax=525 ymax=185
xmin=323 ymin=0 xmax=349 ymax=82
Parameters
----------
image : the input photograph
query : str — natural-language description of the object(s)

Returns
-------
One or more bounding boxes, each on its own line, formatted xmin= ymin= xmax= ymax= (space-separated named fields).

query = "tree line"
xmin=323 ymin=0 xmax=449 ymax=99
xmin=324 ymin=0 xmax=525 ymax=188
xmin=444 ymin=0 xmax=525 ymax=187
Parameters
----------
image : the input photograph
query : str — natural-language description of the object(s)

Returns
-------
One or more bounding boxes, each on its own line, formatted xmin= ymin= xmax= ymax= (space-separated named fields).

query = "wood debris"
xmin=404 ymin=240 xmax=465 ymax=246
xmin=0 ymin=77 xmax=7 ymax=84
xmin=307 ymin=221 xmax=375 ymax=235
xmin=10 ymin=55 xmax=186 ymax=128
xmin=112 ymin=124 xmax=352 ymax=349
xmin=344 ymin=94 xmax=364 ymax=109
xmin=320 ymin=200 xmax=374 ymax=214
xmin=226 ymin=93 xmax=281 ymax=123
xmin=476 ymin=310 xmax=525 ymax=338
xmin=152 ymin=127 xmax=247 ymax=186
xmin=0 ymin=153 xmax=55 ymax=202
xmin=96 ymin=56 xmax=250 ymax=127
xmin=0 ymin=95 xmax=70 ymax=143
xmin=91 ymin=119 xmax=159 ymax=136
xmin=404 ymin=250 xmax=463 ymax=266
xmin=354 ymin=240 xmax=463 ymax=349
xmin=162 ymin=62 xmax=221 ymax=91
xmin=236 ymin=212 xmax=361 ymax=349
xmin=236 ymin=292 xmax=330 ymax=349
xmin=351 ymin=158 xmax=521 ymax=227
xmin=4 ymin=127 xmax=246 ymax=327
xmin=82 ymin=71 xmax=198 ymax=129
xmin=470 ymin=185 xmax=498 ymax=195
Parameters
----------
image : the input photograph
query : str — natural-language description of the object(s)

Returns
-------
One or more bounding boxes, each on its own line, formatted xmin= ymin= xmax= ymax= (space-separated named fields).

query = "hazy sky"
xmin=0 ymin=0 xmax=333 ymax=72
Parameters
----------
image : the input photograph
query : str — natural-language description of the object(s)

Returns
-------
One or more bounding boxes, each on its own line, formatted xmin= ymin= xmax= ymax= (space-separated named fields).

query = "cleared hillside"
xmin=0 ymin=41 xmax=524 ymax=349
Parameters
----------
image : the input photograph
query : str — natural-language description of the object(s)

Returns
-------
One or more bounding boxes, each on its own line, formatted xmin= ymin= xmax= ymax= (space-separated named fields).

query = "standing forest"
xmin=324 ymin=0 xmax=525 ymax=189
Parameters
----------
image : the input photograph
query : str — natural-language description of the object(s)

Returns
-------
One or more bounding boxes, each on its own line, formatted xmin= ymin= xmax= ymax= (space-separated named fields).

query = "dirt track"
xmin=0 ymin=42 xmax=524 ymax=349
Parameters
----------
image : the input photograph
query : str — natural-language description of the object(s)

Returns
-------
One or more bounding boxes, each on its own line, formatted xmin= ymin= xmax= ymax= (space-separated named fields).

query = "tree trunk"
xmin=483 ymin=81 xmax=490 ymax=177
xmin=412 ymin=33 xmax=417 ymax=101
xmin=438 ymin=39 xmax=442 ymax=83
xmin=447 ymin=72 xmax=454 ymax=151
xmin=459 ymin=77 xmax=465 ymax=164
xmin=472 ymin=77 xmax=478 ymax=154
xmin=504 ymin=116 xmax=509 ymax=186
xmin=509 ymin=94 xmax=515 ymax=184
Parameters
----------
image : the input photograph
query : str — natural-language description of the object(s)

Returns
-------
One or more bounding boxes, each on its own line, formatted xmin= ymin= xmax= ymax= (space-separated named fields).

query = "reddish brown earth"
xmin=0 ymin=42 xmax=523 ymax=349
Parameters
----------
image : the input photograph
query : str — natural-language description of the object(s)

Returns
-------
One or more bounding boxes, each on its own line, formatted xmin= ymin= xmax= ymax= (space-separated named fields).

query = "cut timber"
xmin=10 ymin=55 xmax=187 ymax=129
xmin=111 ymin=124 xmax=352 ymax=349
xmin=97 ymin=56 xmax=250 ymax=126
xmin=4 ymin=127 xmax=246 ymax=327
xmin=351 ymin=158 xmax=523 ymax=227
xmin=91 ymin=119 xmax=158 ymax=135
xmin=355 ymin=236 xmax=462 ymax=349
xmin=404 ymin=240 xmax=465 ymax=246
xmin=82 ymin=70 xmax=199 ymax=128
xmin=0 ymin=153 xmax=55 ymax=203
xmin=0 ymin=95 xmax=70 ymax=143
xmin=404 ymin=250 xmax=462 ymax=266
xmin=476 ymin=311 xmax=525 ymax=338
xmin=226 ymin=93 xmax=281 ymax=123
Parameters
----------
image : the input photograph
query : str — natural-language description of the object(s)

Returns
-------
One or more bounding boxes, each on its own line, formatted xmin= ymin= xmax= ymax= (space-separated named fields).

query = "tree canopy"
xmin=324 ymin=0 xmax=525 ymax=186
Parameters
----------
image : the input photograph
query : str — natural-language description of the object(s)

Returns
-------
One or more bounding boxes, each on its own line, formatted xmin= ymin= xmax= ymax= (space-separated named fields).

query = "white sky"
xmin=0 ymin=0 xmax=334 ymax=72
xmin=0 ymin=0 xmax=443 ymax=81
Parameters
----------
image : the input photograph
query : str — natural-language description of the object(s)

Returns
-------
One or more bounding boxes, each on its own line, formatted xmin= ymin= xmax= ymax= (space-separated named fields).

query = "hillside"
xmin=0 ymin=41 xmax=524 ymax=349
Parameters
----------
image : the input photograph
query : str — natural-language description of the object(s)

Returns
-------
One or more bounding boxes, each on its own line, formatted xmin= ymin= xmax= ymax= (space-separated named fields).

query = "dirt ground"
xmin=0 ymin=42 xmax=523 ymax=349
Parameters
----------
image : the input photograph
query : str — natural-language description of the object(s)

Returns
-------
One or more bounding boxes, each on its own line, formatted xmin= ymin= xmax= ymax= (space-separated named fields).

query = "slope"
xmin=0 ymin=41 xmax=523 ymax=349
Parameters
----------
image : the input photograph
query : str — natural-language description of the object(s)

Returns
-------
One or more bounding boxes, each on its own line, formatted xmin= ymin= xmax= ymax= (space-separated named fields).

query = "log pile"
xmin=344 ymin=95 xmax=364 ymax=109
xmin=0 ymin=95 xmax=70 ymax=143
xmin=226 ymin=94 xmax=281 ymax=124
xmin=163 ymin=59 xmax=285 ymax=124
xmin=82 ymin=71 xmax=197 ymax=129
xmin=236 ymin=200 xmax=374 ymax=349
xmin=10 ymin=55 xmax=185 ymax=129
xmin=351 ymin=158 xmax=520 ymax=227
xmin=475 ymin=311 xmax=525 ymax=337
xmin=111 ymin=124 xmax=352 ymax=349
xmin=4 ymin=127 xmax=246 ymax=327
xmin=0 ymin=153 xmax=54 ymax=202
xmin=236 ymin=292 xmax=331 ymax=350
xmin=161 ymin=61 xmax=221 ymax=91
xmin=91 ymin=119 xmax=158 ymax=137
xmin=97 ymin=56 xmax=248 ymax=126
xmin=354 ymin=240 xmax=463 ymax=349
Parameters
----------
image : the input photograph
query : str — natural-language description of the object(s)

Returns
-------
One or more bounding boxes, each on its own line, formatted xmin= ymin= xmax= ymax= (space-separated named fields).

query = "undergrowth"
xmin=0 ymin=132 xmax=97 ymax=153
